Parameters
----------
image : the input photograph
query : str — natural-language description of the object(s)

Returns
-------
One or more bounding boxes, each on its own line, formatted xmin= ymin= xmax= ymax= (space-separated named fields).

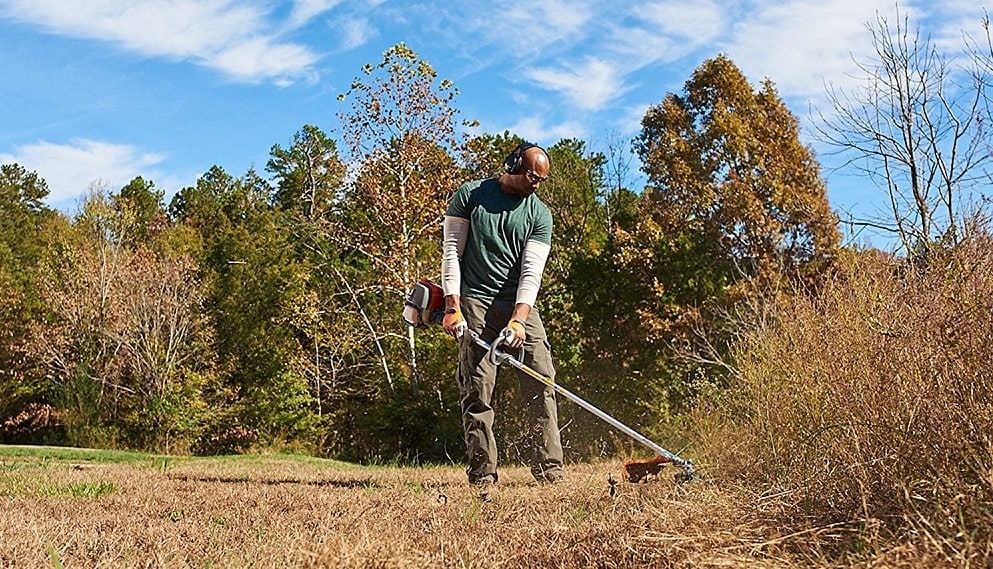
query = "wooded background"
xmin=3 ymin=17 xmax=991 ymax=468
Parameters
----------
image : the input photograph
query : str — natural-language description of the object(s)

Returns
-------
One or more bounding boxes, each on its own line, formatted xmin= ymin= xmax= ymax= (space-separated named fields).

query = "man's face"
xmin=510 ymin=148 xmax=549 ymax=197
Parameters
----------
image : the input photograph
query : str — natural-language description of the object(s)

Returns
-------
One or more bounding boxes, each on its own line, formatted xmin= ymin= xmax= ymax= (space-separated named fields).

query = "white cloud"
xmin=524 ymin=57 xmax=630 ymax=111
xmin=920 ymin=2 xmax=989 ymax=64
xmin=0 ymin=139 xmax=166 ymax=205
xmin=705 ymin=0 xmax=986 ymax=120
xmin=720 ymin=0 xmax=897 ymax=99
xmin=339 ymin=17 xmax=377 ymax=50
xmin=493 ymin=115 xmax=587 ymax=147
xmin=486 ymin=0 xmax=723 ymax=113
xmin=638 ymin=0 xmax=725 ymax=45
xmin=457 ymin=0 xmax=594 ymax=59
xmin=605 ymin=25 xmax=681 ymax=70
xmin=211 ymin=37 xmax=317 ymax=84
xmin=504 ymin=0 xmax=592 ymax=47
xmin=0 ymin=0 xmax=320 ymax=83
xmin=287 ymin=0 xmax=343 ymax=29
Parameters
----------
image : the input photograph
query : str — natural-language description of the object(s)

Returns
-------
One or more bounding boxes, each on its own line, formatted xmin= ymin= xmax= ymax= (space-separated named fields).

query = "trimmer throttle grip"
xmin=488 ymin=328 xmax=513 ymax=365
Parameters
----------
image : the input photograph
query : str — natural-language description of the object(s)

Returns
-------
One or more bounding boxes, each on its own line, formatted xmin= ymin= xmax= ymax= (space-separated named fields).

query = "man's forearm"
xmin=511 ymin=303 xmax=531 ymax=324
xmin=442 ymin=216 xmax=469 ymax=296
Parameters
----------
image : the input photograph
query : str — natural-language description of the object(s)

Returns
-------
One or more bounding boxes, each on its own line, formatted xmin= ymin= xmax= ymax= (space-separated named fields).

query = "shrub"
xmin=696 ymin=236 xmax=993 ymax=560
xmin=1 ymin=403 xmax=64 ymax=444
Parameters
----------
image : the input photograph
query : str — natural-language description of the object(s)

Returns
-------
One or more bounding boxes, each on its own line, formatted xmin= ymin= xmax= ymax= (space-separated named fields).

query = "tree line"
xmin=2 ymin=16 xmax=990 ymax=466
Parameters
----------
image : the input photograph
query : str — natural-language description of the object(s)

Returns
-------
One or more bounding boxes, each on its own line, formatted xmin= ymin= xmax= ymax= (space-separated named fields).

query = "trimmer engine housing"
xmin=402 ymin=278 xmax=445 ymax=327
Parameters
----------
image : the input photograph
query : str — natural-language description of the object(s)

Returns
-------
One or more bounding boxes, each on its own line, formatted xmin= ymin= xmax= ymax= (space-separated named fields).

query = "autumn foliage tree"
xmin=24 ymin=186 xmax=212 ymax=450
xmin=635 ymin=55 xmax=839 ymax=284
xmin=335 ymin=43 xmax=470 ymax=396
xmin=579 ymin=55 xmax=842 ymax=421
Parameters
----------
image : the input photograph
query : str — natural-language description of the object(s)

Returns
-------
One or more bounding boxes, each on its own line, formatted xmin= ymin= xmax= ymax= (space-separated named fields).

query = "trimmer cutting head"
xmin=623 ymin=455 xmax=698 ymax=483
xmin=622 ymin=455 xmax=670 ymax=483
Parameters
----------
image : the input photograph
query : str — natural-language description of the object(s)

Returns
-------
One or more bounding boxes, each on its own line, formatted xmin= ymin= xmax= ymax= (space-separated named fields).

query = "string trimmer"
xmin=404 ymin=279 xmax=697 ymax=483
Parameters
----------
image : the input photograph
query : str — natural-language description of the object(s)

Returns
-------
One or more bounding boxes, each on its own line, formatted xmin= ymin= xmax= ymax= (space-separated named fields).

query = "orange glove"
xmin=505 ymin=318 xmax=526 ymax=349
xmin=442 ymin=307 xmax=467 ymax=339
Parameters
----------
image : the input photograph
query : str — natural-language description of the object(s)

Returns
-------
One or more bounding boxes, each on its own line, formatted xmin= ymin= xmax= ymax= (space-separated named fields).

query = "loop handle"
xmin=488 ymin=328 xmax=513 ymax=366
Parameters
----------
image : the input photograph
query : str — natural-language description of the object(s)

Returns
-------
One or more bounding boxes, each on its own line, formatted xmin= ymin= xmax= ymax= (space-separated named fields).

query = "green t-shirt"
xmin=446 ymin=178 xmax=553 ymax=302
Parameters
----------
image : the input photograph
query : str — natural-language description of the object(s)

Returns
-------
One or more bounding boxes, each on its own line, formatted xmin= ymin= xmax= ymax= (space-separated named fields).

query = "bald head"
xmin=520 ymin=146 xmax=550 ymax=178
xmin=500 ymin=143 xmax=549 ymax=197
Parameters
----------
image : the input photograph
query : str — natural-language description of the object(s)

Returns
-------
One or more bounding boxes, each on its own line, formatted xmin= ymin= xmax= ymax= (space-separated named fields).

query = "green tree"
xmin=266 ymin=125 xmax=373 ymax=449
xmin=267 ymin=124 xmax=346 ymax=221
xmin=0 ymin=164 xmax=59 ymax=437
xmin=534 ymin=138 xmax=609 ymax=372
xmin=0 ymin=164 xmax=53 ymax=255
xmin=0 ymin=164 xmax=55 ymax=301
xmin=114 ymin=176 xmax=165 ymax=245
xmin=169 ymin=167 xmax=319 ymax=453
xmin=542 ymin=139 xmax=608 ymax=254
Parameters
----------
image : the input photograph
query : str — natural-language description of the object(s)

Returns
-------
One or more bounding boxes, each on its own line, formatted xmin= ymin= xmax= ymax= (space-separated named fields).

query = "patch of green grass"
xmin=0 ymin=445 xmax=362 ymax=474
xmin=567 ymin=503 xmax=590 ymax=526
xmin=39 ymin=481 xmax=116 ymax=499
xmin=0 ymin=473 xmax=31 ymax=497
xmin=46 ymin=541 xmax=64 ymax=569
xmin=0 ymin=460 xmax=40 ymax=472
xmin=463 ymin=498 xmax=483 ymax=523
xmin=0 ymin=445 xmax=155 ymax=463
xmin=361 ymin=480 xmax=385 ymax=496
xmin=208 ymin=452 xmax=357 ymax=470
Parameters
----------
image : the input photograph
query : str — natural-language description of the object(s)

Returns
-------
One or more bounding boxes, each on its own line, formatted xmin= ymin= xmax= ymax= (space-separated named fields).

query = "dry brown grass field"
xmin=0 ymin=445 xmax=963 ymax=569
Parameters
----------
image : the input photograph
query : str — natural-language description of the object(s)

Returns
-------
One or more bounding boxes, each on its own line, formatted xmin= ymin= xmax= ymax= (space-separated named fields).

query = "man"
xmin=440 ymin=142 xmax=564 ymax=486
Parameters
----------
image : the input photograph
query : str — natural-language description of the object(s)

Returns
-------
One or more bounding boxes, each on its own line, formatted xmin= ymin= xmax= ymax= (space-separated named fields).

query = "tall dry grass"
xmin=694 ymin=237 xmax=993 ymax=565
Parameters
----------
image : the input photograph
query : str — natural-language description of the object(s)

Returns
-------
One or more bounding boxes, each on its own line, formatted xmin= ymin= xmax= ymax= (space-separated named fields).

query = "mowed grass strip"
xmin=0 ymin=445 xmax=926 ymax=568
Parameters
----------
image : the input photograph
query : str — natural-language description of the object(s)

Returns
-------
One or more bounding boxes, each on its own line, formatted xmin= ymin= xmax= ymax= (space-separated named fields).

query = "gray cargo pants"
xmin=457 ymin=296 xmax=564 ymax=485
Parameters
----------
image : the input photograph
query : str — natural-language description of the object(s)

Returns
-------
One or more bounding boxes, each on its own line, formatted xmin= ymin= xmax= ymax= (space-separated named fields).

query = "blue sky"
xmin=0 ymin=0 xmax=985 ymax=246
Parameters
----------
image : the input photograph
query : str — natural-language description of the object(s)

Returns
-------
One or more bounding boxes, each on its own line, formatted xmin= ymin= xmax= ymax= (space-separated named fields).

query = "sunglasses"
xmin=523 ymin=168 xmax=547 ymax=183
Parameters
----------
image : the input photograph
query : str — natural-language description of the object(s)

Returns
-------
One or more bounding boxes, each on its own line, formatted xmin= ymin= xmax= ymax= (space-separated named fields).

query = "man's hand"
xmin=504 ymin=318 xmax=526 ymax=349
xmin=442 ymin=308 xmax=467 ymax=339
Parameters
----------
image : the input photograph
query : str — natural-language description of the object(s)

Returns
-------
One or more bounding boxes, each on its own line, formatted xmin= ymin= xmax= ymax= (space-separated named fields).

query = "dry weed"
xmin=694 ymin=238 xmax=993 ymax=567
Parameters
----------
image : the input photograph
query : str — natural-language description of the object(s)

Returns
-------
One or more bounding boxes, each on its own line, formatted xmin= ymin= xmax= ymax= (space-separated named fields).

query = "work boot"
xmin=532 ymin=464 xmax=564 ymax=484
xmin=469 ymin=476 xmax=497 ymax=502
xmin=468 ymin=472 xmax=498 ymax=487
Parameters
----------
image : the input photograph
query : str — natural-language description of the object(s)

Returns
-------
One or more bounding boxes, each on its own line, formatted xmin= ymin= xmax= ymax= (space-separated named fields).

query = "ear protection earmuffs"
xmin=503 ymin=142 xmax=542 ymax=174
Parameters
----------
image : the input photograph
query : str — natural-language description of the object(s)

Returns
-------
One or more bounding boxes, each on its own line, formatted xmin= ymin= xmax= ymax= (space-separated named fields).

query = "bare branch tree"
xmin=816 ymin=9 xmax=991 ymax=255
xmin=600 ymin=129 xmax=635 ymax=234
